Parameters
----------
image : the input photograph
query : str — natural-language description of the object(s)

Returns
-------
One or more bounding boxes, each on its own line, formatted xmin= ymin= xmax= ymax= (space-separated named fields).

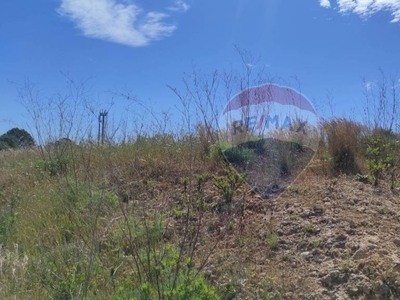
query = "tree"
xmin=0 ymin=128 xmax=35 ymax=150
xmin=0 ymin=140 xmax=10 ymax=151
xmin=0 ymin=134 xmax=18 ymax=149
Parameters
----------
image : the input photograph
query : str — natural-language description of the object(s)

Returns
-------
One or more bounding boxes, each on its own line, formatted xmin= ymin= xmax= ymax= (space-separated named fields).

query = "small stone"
xmin=348 ymin=287 xmax=359 ymax=296
xmin=367 ymin=236 xmax=379 ymax=244
xmin=321 ymin=270 xmax=344 ymax=287
xmin=353 ymin=248 xmax=368 ymax=259
xmin=393 ymin=239 xmax=400 ymax=247
xmin=377 ymin=282 xmax=391 ymax=296
xmin=336 ymin=233 xmax=347 ymax=241
xmin=333 ymin=241 xmax=346 ymax=249
xmin=314 ymin=227 xmax=321 ymax=233
xmin=300 ymin=251 xmax=310 ymax=259
xmin=330 ymin=249 xmax=340 ymax=258
xmin=377 ymin=249 xmax=389 ymax=255
xmin=362 ymin=284 xmax=372 ymax=294
xmin=285 ymin=292 xmax=293 ymax=298
xmin=289 ymin=226 xmax=301 ymax=234
xmin=300 ymin=210 xmax=311 ymax=218
xmin=349 ymin=242 xmax=360 ymax=251
xmin=394 ymin=280 xmax=400 ymax=289
xmin=314 ymin=256 xmax=324 ymax=264
xmin=313 ymin=206 xmax=324 ymax=215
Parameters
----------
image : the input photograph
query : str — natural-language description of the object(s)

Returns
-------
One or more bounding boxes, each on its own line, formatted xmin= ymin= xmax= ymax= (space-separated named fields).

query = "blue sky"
xmin=1 ymin=0 xmax=400 ymax=139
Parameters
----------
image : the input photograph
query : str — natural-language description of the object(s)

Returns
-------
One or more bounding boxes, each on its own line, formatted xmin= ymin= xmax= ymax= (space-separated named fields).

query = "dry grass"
xmin=0 ymin=118 xmax=399 ymax=299
xmin=320 ymin=118 xmax=367 ymax=175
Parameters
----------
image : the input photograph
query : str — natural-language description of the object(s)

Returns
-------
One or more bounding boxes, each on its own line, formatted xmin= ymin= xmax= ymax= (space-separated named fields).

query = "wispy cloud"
xmin=319 ymin=0 xmax=400 ymax=22
xmin=364 ymin=80 xmax=375 ymax=91
xmin=167 ymin=0 xmax=190 ymax=12
xmin=58 ymin=0 xmax=178 ymax=47
xmin=245 ymin=63 xmax=255 ymax=69
xmin=320 ymin=0 xmax=331 ymax=8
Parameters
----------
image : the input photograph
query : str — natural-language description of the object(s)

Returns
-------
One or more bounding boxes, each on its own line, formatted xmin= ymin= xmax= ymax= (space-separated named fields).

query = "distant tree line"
xmin=0 ymin=128 xmax=35 ymax=151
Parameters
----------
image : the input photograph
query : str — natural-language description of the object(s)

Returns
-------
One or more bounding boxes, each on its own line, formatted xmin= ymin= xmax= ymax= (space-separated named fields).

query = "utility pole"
xmin=98 ymin=110 xmax=108 ymax=145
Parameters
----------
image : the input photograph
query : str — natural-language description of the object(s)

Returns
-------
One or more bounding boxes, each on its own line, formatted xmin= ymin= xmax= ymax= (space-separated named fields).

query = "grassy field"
xmin=0 ymin=118 xmax=399 ymax=299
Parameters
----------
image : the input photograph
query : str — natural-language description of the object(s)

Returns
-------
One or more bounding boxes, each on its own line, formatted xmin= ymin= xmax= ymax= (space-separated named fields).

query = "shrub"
xmin=37 ymin=157 xmax=70 ymax=176
xmin=265 ymin=233 xmax=279 ymax=250
xmin=223 ymin=146 xmax=254 ymax=165
xmin=362 ymin=129 xmax=400 ymax=186
xmin=209 ymin=142 xmax=255 ymax=166
xmin=239 ymin=138 xmax=266 ymax=155
xmin=214 ymin=168 xmax=245 ymax=203
xmin=321 ymin=118 xmax=365 ymax=175
xmin=110 ymin=214 xmax=220 ymax=300
xmin=304 ymin=223 xmax=314 ymax=233
xmin=209 ymin=142 xmax=230 ymax=161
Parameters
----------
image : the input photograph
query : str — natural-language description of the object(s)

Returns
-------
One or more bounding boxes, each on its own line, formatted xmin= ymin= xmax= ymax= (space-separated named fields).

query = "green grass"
xmin=0 ymin=140 xmax=220 ymax=299
xmin=0 ymin=117 xmax=399 ymax=299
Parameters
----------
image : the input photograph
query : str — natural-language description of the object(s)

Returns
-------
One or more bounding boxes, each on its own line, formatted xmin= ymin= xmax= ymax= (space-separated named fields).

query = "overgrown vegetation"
xmin=362 ymin=129 xmax=400 ymax=187
xmin=320 ymin=118 xmax=364 ymax=175
xmin=0 ymin=139 xmax=226 ymax=299
xmin=1 ymin=66 xmax=399 ymax=298
xmin=317 ymin=118 xmax=400 ymax=187
xmin=1 ymin=115 xmax=398 ymax=298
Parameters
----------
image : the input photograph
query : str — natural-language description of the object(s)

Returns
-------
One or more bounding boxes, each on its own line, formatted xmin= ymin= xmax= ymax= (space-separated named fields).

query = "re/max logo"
xmin=231 ymin=114 xmax=307 ymax=135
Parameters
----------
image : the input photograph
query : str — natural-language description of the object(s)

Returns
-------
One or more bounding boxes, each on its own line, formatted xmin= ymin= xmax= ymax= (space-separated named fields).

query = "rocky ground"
xmin=268 ymin=171 xmax=400 ymax=299
xmin=167 ymin=160 xmax=400 ymax=299
xmin=203 ymin=166 xmax=400 ymax=299
xmin=120 ymin=153 xmax=400 ymax=299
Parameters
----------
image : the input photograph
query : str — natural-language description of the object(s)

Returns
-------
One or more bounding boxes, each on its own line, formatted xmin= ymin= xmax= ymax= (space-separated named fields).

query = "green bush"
xmin=209 ymin=142 xmax=230 ymax=161
xmin=37 ymin=157 xmax=70 ymax=176
xmin=214 ymin=168 xmax=245 ymax=203
xmin=265 ymin=233 xmax=279 ymax=250
xmin=362 ymin=130 xmax=400 ymax=186
xmin=210 ymin=142 xmax=255 ymax=165
xmin=240 ymin=138 xmax=266 ymax=155
xmin=223 ymin=147 xmax=254 ymax=165
xmin=111 ymin=215 xmax=219 ymax=300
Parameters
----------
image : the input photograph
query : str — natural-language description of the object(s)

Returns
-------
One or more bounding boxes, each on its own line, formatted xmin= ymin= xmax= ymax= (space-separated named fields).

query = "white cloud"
xmin=364 ymin=80 xmax=375 ymax=91
xmin=167 ymin=0 xmax=190 ymax=12
xmin=320 ymin=0 xmax=400 ymax=22
xmin=320 ymin=0 xmax=331 ymax=8
xmin=58 ymin=0 xmax=178 ymax=47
